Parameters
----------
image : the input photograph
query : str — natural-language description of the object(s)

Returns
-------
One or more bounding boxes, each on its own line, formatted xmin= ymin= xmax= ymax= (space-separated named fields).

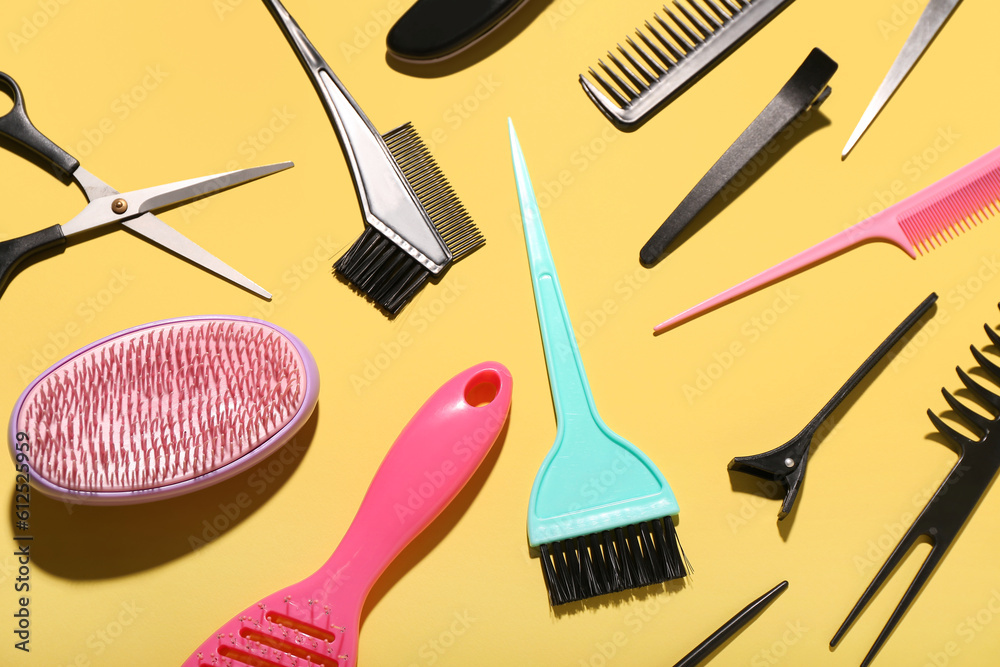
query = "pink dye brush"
xmin=8 ymin=316 xmax=319 ymax=504
xmin=654 ymin=143 xmax=1000 ymax=333
xmin=182 ymin=361 xmax=512 ymax=667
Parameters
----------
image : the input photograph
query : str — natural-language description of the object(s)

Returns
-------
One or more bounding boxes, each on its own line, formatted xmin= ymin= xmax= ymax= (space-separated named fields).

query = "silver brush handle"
xmin=263 ymin=0 xmax=451 ymax=271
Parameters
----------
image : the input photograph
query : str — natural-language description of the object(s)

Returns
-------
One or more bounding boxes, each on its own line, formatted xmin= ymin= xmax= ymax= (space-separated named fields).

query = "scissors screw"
xmin=111 ymin=198 xmax=128 ymax=214
xmin=784 ymin=458 xmax=795 ymax=468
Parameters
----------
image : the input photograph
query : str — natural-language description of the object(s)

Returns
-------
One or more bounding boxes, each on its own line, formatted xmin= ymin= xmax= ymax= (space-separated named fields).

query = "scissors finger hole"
xmin=0 ymin=85 xmax=16 ymax=116
xmin=0 ymin=73 xmax=25 ymax=118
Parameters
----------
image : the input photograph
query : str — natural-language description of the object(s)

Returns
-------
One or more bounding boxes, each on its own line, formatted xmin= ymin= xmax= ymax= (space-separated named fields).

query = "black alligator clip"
xmin=728 ymin=293 xmax=937 ymax=519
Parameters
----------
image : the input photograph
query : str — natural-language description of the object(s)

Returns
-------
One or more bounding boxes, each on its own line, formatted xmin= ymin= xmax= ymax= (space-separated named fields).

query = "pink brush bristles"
xmin=655 ymin=144 xmax=1000 ymax=333
xmin=9 ymin=316 xmax=319 ymax=504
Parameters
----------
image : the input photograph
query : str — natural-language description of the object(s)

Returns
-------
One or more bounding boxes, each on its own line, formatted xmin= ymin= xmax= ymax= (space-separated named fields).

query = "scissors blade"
xmin=842 ymin=0 xmax=962 ymax=158
xmin=126 ymin=213 xmax=273 ymax=299
xmin=71 ymin=165 xmax=118 ymax=202
xmin=69 ymin=165 xmax=272 ymax=299
xmin=61 ymin=162 xmax=291 ymax=236
xmin=117 ymin=161 xmax=293 ymax=219
xmin=64 ymin=166 xmax=288 ymax=299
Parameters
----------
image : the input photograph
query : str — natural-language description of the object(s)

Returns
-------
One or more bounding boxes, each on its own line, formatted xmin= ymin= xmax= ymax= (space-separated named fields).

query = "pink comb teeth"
xmin=654 ymin=143 xmax=1000 ymax=333
xmin=897 ymin=159 xmax=1000 ymax=252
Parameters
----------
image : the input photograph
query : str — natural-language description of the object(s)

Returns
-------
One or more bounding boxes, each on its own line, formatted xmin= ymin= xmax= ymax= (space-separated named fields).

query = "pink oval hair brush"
xmin=8 ymin=315 xmax=319 ymax=505
xmin=182 ymin=361 xmax=512 ymax=667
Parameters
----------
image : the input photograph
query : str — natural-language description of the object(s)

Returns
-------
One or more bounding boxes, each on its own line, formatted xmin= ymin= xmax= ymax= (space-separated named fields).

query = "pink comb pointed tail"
xmin=655 ymin=143 xmax=1000 ymax=333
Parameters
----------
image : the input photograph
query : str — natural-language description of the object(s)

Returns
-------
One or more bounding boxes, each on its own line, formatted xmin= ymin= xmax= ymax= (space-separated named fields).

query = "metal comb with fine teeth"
xmin=579 ymin=0 xmax=798 ymax=130
xmin=831 ymin=305 xmax=1000 ymax=667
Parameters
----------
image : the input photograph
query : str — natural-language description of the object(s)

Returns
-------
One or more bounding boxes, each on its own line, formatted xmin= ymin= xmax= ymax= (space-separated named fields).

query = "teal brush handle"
xmin=509 ymin=120 xmax=679 ymax=546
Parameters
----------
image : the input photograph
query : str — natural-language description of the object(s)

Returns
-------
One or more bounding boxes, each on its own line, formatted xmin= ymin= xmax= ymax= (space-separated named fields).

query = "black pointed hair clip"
xmin=728 ymin=293 xmax=938 ymax=520
xmin=640 ymin=47 xmax=837 ymax=266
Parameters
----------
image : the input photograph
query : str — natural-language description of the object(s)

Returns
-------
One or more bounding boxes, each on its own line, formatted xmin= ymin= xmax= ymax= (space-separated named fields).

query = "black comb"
xmin=580 ymin=0 xmax=799 ymax=130
xmin=831 ymin=303 xmax=1000 ymax=666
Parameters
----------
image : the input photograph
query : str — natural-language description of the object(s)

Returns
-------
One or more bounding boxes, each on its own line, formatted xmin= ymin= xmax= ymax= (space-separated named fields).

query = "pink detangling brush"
xmin=8 ymin=316 xmax=319 ymax=505
xmin=654 ymin=143 xmax=1000 ymax=333
xmin=183 ymin=361 xmax=512 ymax=667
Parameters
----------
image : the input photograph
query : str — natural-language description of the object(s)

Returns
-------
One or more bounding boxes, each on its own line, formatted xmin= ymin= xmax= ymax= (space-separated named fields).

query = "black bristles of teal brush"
xmin=265 ymin=0 xmax=484 ymax=316
xmin=539 ymin=519 xmax=687 ymax=606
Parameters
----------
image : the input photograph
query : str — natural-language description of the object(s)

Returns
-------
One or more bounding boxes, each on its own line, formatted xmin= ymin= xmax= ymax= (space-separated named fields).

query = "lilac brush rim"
xmin=8 ymin=315 xmax=321 ymax=506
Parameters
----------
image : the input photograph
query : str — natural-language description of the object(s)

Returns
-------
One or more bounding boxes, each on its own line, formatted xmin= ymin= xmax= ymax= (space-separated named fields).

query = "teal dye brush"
xmin=509 ymin=119 xmax=688 ymax=606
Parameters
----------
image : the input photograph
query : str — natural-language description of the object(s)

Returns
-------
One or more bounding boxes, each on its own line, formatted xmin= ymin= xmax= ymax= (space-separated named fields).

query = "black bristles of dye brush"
xmin=334 ymin=123 xmax=484 ymax=314
xmin=538 ymin=517 xmax=688 ymax=606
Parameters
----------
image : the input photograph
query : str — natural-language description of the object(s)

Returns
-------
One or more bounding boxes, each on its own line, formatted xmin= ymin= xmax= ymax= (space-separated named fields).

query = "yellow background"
xmin=3 ymin=0 xmax=1000 ymax=665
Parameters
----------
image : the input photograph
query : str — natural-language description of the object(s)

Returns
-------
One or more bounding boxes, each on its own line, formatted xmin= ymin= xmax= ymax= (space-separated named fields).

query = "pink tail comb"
xmin=654 ymin=143 xmax=1000 ymax=333
xmin=182 ymin=361 xmax=512 ymax=667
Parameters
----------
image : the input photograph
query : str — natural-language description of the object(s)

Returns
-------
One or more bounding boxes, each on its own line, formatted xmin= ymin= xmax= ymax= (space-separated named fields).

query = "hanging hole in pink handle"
xmin=464 ymin=369 xmax=501 ymax=407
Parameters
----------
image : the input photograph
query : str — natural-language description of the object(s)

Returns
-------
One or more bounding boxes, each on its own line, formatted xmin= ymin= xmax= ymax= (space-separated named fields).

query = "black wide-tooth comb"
xmin=831 ymin=304 xmax=1000 ymax=666
xmin=580 ymin=0 xmax=798 ymax=130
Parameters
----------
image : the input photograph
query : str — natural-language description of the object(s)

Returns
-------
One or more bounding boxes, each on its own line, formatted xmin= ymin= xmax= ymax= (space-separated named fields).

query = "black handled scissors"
xmin=0 ymin=71 xmax=290 ymax=300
